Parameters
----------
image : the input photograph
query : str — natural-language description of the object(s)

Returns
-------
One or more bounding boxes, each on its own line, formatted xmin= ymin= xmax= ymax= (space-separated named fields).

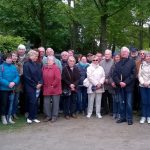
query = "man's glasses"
xmin=93 ymin=59 xmax=98 ymax=61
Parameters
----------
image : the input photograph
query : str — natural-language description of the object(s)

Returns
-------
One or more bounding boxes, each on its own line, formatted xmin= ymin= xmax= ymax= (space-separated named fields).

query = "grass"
xmin=0 ymin=115 xmax=27 ymax=132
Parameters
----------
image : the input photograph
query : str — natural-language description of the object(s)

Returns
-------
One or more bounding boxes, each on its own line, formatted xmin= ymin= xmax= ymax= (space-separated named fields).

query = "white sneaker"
xmin=96 ymin=114 xmax=102 ymax=119
xmin=8 ymin=116 xmax=15 ymax=124
xmin=33 ymin=119 xmax=40 ymax=123
xmin=147 ymin=117 xmax=150 ymax=124
xmin=27 ymin=118 xmax=32 ymax=124
xmin=86 ymin=113 xmax=91 ymax=118
xmin=140 ymin=117 xmax=146 ymax=124
xmin=1 ymin=116 xmax=8 ymax=125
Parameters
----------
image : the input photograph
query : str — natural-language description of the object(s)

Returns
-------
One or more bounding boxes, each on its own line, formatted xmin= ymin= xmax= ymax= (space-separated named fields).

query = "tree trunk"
xmin=138 ymin=19 xmax=143 ymax=50
xmin=99 ymin=14 xmax=108 ymax=52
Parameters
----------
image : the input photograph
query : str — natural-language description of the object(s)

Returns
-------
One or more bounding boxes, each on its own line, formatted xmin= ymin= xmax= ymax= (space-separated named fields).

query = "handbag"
xmin=62 ymin=88 xmax=71 ymax=96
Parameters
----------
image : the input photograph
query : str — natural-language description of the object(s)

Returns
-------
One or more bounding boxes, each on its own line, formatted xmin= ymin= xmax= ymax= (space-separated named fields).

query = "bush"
xmin=0 ymin=35 xmax=25 ymax=52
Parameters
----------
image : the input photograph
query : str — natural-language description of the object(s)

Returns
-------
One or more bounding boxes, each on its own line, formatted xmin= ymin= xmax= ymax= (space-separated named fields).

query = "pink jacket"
xmin=42 ymin=64 xmax=62 ymax=95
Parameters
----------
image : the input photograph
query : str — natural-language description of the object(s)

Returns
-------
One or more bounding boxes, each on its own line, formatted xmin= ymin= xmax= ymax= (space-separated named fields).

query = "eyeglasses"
xmin=140 ymin=53 xmax=145 ymax=55
xmin=93 ymin=60 xmax=98 ymax=61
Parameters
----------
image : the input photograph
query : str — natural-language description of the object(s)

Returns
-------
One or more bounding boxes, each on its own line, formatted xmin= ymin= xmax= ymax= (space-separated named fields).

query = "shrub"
xmin=0 ymin=35 xmax=25 ymax=52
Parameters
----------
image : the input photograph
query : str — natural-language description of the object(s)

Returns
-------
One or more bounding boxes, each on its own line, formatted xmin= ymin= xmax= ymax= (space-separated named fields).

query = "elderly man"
xmin=113 ymin=47 xmax=136 ymax=125
xmin=43 ymin=48 xmax=62 ymax=72
xmin=38 ymin=47 xmax=45 ymax=62
xmin=17 ymin=44 xmax=28 ymax=115
xmin=100 ymin=49 xmax=114 ymax=115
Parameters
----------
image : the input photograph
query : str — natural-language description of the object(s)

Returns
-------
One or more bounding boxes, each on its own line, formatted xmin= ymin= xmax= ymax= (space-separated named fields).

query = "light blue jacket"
xmin=0 ymin=62 xmax=20 ymax=91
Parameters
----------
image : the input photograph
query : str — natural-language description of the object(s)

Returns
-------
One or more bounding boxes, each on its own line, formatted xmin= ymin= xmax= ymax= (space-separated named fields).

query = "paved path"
xmin=0 ymin=115 xmax=150 ymax=150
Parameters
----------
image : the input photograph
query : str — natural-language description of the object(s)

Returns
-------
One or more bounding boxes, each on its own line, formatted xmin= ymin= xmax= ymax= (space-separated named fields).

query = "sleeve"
xmin=124 ymin=61 xmax=136 ymax=85
xmin=62 ymin=67 xmax=72 ymax=86
xmin=112 ymin=64 xmax=121 ymax=85
xmin=73 ymin=68 xmax=80 ymax=87
xmin=13 ymin=66 xmax=20 ymax=85
xmin=87 ymin=67 xmax=98 ymax=86
xmin=52 ymin=67 xmax=61 ymax=87
xmin=138 ymin=64 xmax=144 ymax=85
xmin=0 ymin=65 xmax=9 ymax=87
xmin=23 ymin=63 xmax=37 ymax=88
xmin=99 ymin=67 xmax=105 ymax=85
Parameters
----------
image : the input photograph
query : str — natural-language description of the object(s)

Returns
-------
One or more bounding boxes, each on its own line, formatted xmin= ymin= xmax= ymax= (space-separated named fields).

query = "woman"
xmin=84 ymin=55 xmax=105 ymax=118
xmin=62 ymin=56 xmax=80 ymax=119
xmin=109 ymin=53 xmax=121 ymax=119
xmin=76 ymin=56 xmax=89 ymax=115
xmin=42 ymin=56 xmax=62 ymax=122
xmin=138 ymin=52 xmax=150 ymax=124
xmin=23 ymin=50 xmax=43 ymax=124
xmin=11 ymin=51 xmax=22 ymax=119
xmin=0 ymin=53 xmax=20 ymax=124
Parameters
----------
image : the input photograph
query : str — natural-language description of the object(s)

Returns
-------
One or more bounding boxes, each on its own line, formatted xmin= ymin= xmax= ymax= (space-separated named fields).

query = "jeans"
xmin=140 ymin=87 xmax=150 ymax=117
xmin=112 ymin=93 xmax=120 ymax=117
xmin=119 ymin=89 xmax=133 ymax=121
xmin=7 ymin=92 xmax=15 ymax=119
xmin=12 ymin=92 xmax=20 ymax=115
xmin=77 ymin=86 xmax=88 ymax=112
xmin=63 ymin=92 xmax=77 ymax=116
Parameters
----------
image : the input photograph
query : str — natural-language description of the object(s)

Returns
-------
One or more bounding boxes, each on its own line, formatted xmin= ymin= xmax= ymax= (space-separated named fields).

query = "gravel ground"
xmin=0 ymin=115 xmax=150 ymax=150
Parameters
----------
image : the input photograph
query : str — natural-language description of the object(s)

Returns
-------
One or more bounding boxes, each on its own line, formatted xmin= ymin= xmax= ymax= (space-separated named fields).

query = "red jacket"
xmin=42 ymin=64 xmax=62 ymax=96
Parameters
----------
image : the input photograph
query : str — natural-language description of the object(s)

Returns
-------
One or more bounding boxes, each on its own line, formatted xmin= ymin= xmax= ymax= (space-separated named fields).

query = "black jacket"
xmin=62 ymin=65 xmax=80 ymax=91
xmin=112 ymin=58 xmax=136 ymax=92
xmin=23 ymin=59 xmax=43 ymax=93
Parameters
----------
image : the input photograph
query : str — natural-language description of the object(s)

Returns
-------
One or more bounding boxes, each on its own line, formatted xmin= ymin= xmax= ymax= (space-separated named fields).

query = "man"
xmin=87 ymin=53 xmax=93 ymax=64
xmin=43 ymin=48 xmax=62 ymax=72
xmin=113 ymin=47 xmax=136 ymax=125
xmin=96 ymin=52 xmax=103 ymax=64
xmin=100 ymin=49 xmax=114 ymax=115
xmin=38 ymin=47 xmax=45 ymax=62
xmin=17 ymin=44 xmax=28 ymax=115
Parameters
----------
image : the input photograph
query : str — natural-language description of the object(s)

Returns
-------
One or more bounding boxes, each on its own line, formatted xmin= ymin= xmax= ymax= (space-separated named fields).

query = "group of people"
xmin=0 ymin=44 xmax=150 ymax=126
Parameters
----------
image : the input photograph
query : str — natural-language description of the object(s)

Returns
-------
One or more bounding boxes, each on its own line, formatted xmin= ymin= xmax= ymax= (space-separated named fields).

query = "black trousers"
xmin=101 ymin=90 xmax=113 ymax=115
xmin=0 ymin=91 xmax=12 ymax=115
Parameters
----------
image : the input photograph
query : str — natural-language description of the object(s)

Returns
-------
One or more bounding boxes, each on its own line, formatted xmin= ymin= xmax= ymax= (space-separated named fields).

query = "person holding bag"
xmin=62 ymin=56 xmax=80 ymax=119
xmin=84 ymin=55 xmax=105 ymax=119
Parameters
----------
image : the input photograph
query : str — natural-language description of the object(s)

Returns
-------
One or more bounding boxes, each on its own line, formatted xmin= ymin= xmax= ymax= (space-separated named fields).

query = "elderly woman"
xmin=42 ymin=56 xmax=62 ymax=122
xmin=62 ymin=56 xmax=80 ymax=119
xmin=84 ymin=55 xmax=105 ymax=119
xmin=138 ymin=52 xmax=150 ymax=124
xmin=23 ymin=50 xmax=43 ymax=124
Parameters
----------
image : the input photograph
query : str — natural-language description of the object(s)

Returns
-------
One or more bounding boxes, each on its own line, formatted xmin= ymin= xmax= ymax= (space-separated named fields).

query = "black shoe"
xmin=116 ymin=119 xmax=126 ymax=123
xmin=128 ymin=120 xmax=133 ymax=125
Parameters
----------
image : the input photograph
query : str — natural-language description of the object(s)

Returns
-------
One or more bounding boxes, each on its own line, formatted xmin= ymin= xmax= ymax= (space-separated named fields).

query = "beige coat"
xmin=83 ymin=64 xmax=105 ymax=94
xmin=138 ymin=61 xmax=150 ymax=88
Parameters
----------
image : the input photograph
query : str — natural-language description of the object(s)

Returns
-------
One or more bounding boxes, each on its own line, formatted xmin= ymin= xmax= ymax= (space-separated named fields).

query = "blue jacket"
xmin=76 ymin=62 xmax=89 ymax=86
xmin=0 ymin=62 xmax=20 ymax=91
xmin=23 ymin=59 xmax=43 ymax=93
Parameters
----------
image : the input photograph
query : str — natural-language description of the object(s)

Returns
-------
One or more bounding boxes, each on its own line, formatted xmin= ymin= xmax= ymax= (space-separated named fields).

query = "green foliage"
xmin=0 ymin=35 xmax=25 ymax=52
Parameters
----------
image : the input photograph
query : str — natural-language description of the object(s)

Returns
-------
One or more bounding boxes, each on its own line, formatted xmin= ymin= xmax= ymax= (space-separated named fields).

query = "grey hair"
xmin=105 ymin=49 xmax=112 ymax=55
xmin=68 ymin=56 xmax=76 ymax=63
xmin=47 ymin=56 xmax=55 ymax=62
xmin=28 ymin=50 xmax=38 ymax=57
xmin=121 ymin=47 xmax=130 ymax=53
xmin=61 ymin=51 xmax=69 ymax=56
xmin=145 ymin=51 xmax=150 ymax=56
